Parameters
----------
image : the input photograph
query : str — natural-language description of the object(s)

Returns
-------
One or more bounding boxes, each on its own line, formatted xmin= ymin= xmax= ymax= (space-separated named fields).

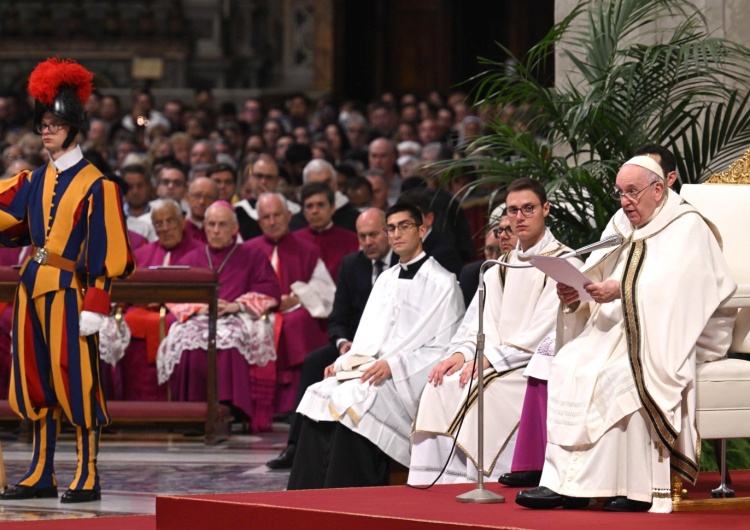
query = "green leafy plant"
xmin=443 ymin=0 xmax=750 ymax=247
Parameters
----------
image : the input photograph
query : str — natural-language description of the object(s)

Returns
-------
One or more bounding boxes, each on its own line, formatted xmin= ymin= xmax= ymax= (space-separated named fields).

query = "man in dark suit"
xmin=267 ymin=207 xmax=395 ymax=469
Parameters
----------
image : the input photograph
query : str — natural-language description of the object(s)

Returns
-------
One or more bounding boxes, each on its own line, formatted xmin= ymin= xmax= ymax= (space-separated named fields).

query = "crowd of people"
xmin=0 ymin=58 xmax=739 ymax=515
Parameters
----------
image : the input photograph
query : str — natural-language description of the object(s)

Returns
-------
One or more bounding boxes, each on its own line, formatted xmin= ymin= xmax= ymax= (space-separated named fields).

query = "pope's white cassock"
xmin=409 ymin=229 xmax=580 ymax=484
xmin=296 ymin=252 xmax=464 ymax=466
xmin=541 ymin=188 xmax=737 ymax=512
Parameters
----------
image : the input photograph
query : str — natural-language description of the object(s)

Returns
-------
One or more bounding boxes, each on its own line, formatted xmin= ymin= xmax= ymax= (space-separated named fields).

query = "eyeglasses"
xmin=384 ymin=220 xmax=419 ymax=235
xmin=40 ymin=122 xmax=66 ymax=133
xmin=610 ymin=182 xmax=657 ymax=201
xmin=506 ymin=204 xmax=539 ymax=218
xmin=493 ymin=226 xmax=513 ymax=238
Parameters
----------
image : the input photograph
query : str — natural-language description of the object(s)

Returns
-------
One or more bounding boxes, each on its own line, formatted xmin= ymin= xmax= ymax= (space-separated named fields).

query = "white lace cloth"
xmin=156 ymin=313 xmax=276 ymax=384
xmin=98 ymin=316 xmax=131 ymax=366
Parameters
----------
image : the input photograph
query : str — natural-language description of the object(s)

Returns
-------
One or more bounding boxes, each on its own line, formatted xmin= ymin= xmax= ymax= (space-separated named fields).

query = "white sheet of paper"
xmin=529 ymin=255 xmax=593 ymax=302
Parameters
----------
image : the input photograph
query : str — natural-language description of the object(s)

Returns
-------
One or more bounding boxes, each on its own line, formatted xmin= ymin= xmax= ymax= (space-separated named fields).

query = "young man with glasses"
xmin=288 ymin=203 xmax=464 ymax=490
xmin=409 ymin=177 xmax=581 ymax=486
xmin=0 ymin=58 xmax=134 ymax=503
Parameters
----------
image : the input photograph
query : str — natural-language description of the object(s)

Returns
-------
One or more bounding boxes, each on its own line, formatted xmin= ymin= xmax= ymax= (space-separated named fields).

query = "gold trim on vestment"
xmin=621 ymin=239 xmax=699 ymax=484
xmin=501 ymin=342 xmax=533 ymax=354
xmin=446 ymin=368 xmax=520 ymax=436
xmin=454 ymin=422 xmax=520 ymax=477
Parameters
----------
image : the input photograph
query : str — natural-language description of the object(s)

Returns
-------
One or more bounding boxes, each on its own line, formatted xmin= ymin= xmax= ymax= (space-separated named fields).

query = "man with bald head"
xmin=267 ymin=208 xmax=396 ymax=469
xmin=245 ymin=193 xmax=336 ymax=415
xmin=235 ymin=154 xmax=300 ymax=240
xmin=184 ymin=177 xmax=219 ymax=242
xmin=368 ymin=138 xmax=401 ymax=207
xmin=157 ymin=201 xmax=281 ymax=431
xmin=120 ymin=199 xmax=203 ymax=401
xmin=289 ymin=158 xmax=359 ymax=232
xmin=517 ymin=157 xmax=736 ymax=513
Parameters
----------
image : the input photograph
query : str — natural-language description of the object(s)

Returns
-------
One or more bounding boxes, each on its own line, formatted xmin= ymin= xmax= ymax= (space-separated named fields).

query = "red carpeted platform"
xmin=156 ymin=471 xmax=750 ymax=530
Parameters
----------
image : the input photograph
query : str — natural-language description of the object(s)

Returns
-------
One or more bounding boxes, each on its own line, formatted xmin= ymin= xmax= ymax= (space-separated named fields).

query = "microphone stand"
xmin=456 ymin=258 xmax=524 ymax=504
xmin=456 ymin=234 xmax=622 ymax=504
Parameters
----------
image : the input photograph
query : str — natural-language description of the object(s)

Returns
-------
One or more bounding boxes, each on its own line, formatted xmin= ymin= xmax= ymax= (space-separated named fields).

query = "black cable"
xmin=407 ymin=279 xmax=486 ymax=490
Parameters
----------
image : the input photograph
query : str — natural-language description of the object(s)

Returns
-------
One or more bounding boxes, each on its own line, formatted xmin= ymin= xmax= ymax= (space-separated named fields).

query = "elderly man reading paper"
xmin=516 ymin=156 xmax=737 ymax=513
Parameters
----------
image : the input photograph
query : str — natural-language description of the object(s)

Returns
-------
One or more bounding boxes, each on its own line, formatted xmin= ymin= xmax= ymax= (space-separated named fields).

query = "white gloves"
xmin=79 ymin=311 xmax=106 ymax=336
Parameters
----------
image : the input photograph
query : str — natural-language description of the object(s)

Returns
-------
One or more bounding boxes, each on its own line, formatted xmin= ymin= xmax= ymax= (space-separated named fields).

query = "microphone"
xmin=556 ymin=234 xmax=623 ymax=259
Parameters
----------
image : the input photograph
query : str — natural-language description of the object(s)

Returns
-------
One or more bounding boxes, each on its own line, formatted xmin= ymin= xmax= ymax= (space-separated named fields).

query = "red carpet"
xmin=0 ymin=515 xmax=154 ymax=529
xmin=156 ymin=471 xmax=750 ymax=530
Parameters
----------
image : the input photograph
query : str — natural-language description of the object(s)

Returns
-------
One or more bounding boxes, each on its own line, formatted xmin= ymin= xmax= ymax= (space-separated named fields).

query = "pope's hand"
xmin=79 ymin=311 xmax=106 ymax=336
xmin=584 ymin=279 xmax=620 ymax=303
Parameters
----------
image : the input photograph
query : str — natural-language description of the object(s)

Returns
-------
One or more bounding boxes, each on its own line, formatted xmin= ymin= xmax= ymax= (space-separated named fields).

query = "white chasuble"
xmin=543 ymin=189 xmax=737 ymax=509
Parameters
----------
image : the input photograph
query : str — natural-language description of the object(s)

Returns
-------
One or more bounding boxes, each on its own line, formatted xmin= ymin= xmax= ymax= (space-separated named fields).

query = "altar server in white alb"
xmin=288 ymin=202 xmax=464 ymax=489
xmin=517 ymin=156 xmax=737 ymax=513
xmin=408 ymin=177 xmax=581 ymax=485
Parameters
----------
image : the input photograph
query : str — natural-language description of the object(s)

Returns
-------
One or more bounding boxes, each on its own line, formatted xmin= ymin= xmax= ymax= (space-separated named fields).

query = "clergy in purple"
xmin=118 ymin=200 xmax=203 ymax=401
xmin=245 ymin=192 xmax=336 ymax=414
xmin=295 ymin=183 xmax=359 ymax=283
xmin=157 ymin=201 xmax=281 ymax=431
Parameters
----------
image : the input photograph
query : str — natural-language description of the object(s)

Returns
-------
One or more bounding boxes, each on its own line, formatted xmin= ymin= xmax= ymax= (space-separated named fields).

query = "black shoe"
xmin=0 ymin=484 xmax=58 ymax=500
xmin=498 ymin=470 xmax=542 ymax=487
xmin=602 ymin=496 xmax=651 ymax=512
xmin=60 ymin=489 xmax=101 ymax=503
xmin=266 ymin=444 xmax=296 ymax=469
xmin=515 ymin=486 xmax=590 ymax=510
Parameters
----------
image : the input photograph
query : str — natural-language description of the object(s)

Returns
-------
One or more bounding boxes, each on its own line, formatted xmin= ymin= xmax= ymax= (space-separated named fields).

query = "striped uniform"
xmin=0 ymin=146 xmax=134 ymax=491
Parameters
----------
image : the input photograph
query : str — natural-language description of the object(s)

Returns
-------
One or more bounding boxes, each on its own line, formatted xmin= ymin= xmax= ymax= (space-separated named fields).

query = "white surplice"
xmin=409 ymin=230 xmax=580 ymax=484
xmin=296 ymin=255 xmax=464 ymax=466
xmin=542 ymin=189 xmax=737 ymax=511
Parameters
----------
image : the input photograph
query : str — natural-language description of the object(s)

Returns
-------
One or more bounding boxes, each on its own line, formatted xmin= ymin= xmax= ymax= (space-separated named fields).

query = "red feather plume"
xmin=27 ymin=57 xmax=94 ymax=107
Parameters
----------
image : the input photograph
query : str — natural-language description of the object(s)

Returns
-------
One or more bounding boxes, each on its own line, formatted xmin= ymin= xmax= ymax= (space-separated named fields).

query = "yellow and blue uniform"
xmin=0 ymin=145 xmax=134 ymax=492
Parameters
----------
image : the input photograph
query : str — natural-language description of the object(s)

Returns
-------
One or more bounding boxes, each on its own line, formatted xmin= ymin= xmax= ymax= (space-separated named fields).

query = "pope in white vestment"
xmin=518 ymin=156 xmax=737 ymax=513
xmin=409 ymin=228 xmax=580 ymax=484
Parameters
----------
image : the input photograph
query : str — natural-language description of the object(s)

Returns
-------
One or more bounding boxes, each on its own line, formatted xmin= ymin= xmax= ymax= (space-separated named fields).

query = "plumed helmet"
xmin=28 ymin=58 xmax=94 ymax=135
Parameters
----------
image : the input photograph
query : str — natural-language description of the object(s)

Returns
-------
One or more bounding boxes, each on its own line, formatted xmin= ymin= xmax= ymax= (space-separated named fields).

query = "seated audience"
xmin=156 ymin=202 xmax=281 ymax=431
